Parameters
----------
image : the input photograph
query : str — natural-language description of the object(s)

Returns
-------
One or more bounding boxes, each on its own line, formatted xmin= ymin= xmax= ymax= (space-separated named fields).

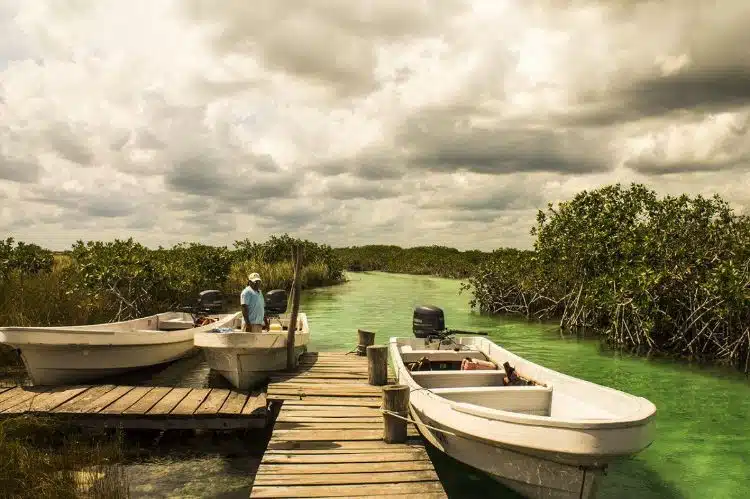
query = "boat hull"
xmin=17 ymin=341 xmax=197 ymax=386
xmin=194 ymin=313 xmax=311 ymax=390
xmin=410 ymin=404 xmax=601 ymax=499
xmin=202 ymin=344 xmax=308 ymax=390
xmin=0 ymin=312 xmax=237 ymax=386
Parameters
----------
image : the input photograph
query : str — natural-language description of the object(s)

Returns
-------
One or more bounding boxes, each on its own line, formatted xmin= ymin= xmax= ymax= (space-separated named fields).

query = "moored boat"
xmin=0 ymin=311 xmax=237 ymax=386
xmin=194 ymin=312 xmax=310 ymax=390
xmin=388 ymin=306 xmax=657 ymax=499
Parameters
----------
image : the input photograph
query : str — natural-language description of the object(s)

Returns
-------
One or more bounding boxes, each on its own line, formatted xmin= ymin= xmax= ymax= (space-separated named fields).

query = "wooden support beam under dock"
xmin=250 ymin=351 xmax=448 ymax=498
xmin=0 ymin=384 xmax=267 ymax=430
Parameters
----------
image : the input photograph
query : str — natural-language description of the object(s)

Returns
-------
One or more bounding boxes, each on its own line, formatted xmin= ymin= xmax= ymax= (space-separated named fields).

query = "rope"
xmin=380 ymin=409 xmax=457 ymax=437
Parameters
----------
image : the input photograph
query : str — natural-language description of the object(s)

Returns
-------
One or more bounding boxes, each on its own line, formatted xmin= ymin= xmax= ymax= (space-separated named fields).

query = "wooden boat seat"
xmin=411 ymin=370 xmax=507 ymax=389
xmin=431 ymin=386 xmax=553 ymax=416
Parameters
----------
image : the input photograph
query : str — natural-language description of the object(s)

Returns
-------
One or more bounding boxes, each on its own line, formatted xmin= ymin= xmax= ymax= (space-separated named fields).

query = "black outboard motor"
xmin=413 ymin=305 xmax=446 ymax=338
xmin=265 ymin=289 xmax=288 ymax=316
xmin=197 ymin=290 xmax=224 ymax=313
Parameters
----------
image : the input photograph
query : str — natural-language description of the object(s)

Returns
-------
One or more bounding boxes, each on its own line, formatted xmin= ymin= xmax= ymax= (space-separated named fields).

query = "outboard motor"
xmin=265 ymin=289 xmax=288 ymax=316
xmin=197 ymin=290 xmax=224 ymax=313
xmin=412 ymin=305 xmax=446 ymax=338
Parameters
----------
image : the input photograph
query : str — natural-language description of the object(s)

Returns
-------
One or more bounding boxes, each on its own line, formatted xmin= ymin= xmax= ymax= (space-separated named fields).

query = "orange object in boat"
xmin=461 ymin=358 xmax=497 ymax=370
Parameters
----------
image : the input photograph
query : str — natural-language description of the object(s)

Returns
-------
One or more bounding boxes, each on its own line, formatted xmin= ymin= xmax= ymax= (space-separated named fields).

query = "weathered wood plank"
xmin=0 ymin=388 xmax=50 ymax=412
xmin=147 ymin=387 xmax=192 ymax=415
xmin=270 ymin=372 xmax=368 ymax=381
xmin=99 ymin=386 xmax=153 ymax=414
xmin=0 ymin=386 xmax=14 ymax=395
xmin=253 ymin=470 xmax=440 ymax=486
xmin=261 ymin=451 xmax=430 ymax=464
xmin=275 ymin=415 xmax=382 ymax=423
xmin=269 ymin=386 xmax=383 ymax=397
xmin=276 ymin=397 xmax=382 ymax=407
xmin=216 ymin=390 xmax=248 ymax=415
xmin=256 ymin=461 xmax=436 ymax=475
xmin=53 ymin=385 xmax=117 ymax=413
xmin=251 ymin=480 xmax=443 ymax=497
xmin=274 ymin=422 xmax=382 ymax=430
xmin=194 ymin=389 xmax=231 ymax=415
xmin=265 ymin=443 xmax=427 ymax=454
xmin=123 ymin=387 xmax=172 ymax=415
xmin=241 ymin=391 xmax=266 ymax=416
xmin=270 ymin=429 xmax=385 ymax=441
xmin=80 ymin=385 xmax=135 ymax=413
xmin=169 ymin=388 xmax=211 ymax=416
xmin=0 ymin=387 xmax=26 ymax=407
xmin=26 ymin=386 xmax=90 ymax=412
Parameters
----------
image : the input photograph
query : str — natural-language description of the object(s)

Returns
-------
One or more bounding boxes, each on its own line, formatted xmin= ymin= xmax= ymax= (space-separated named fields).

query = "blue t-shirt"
xmin=240 ymin=286 xmax=265 ymax=325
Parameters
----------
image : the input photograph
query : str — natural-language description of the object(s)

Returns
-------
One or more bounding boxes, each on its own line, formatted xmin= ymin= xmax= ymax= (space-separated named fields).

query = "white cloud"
xmin=1 ymin=0 xmax=749 ymax=251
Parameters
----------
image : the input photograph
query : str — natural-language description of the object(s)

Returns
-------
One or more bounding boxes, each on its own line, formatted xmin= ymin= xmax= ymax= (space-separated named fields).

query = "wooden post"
xmin=356 ymin=329 xmax=375 ymax=356
xmin=367 ymin=345 xmax=388 ymax=386
xmin=286 ymin=245 xmax=303 ymax=370
xmin=383 ymin=384 xmax=410 ymax=443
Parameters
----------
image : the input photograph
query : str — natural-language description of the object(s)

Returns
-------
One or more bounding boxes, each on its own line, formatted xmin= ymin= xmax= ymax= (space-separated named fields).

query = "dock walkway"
xmin=250 ymin=351 xmax=447 ymax=498
xmin=0 ymin=384 xmax=266 ymax=430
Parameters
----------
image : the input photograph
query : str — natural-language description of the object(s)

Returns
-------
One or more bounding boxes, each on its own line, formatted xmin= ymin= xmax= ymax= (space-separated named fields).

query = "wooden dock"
xmin=0 ymin=384 xmax=266 ymax=430
xmin=250 ymin=351 xmax=448 ymax=498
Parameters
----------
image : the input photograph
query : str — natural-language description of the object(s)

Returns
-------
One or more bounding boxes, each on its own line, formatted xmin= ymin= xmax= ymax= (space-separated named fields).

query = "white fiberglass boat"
xmin=0 ymin=311 xmax=236 ymax=386
xmin=194 ymin=313 xmax=310 ymax=390
xmin=389 ymin=335 xmax=657 ymax=499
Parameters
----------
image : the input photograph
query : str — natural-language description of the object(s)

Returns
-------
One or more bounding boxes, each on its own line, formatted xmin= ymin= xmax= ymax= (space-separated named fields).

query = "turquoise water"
xmin=299 ymin=272 xmax=750 ymax=499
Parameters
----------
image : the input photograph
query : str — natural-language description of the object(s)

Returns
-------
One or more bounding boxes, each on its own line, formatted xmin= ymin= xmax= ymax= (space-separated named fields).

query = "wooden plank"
xmin=276 ymin=397 xmax=382 ymax=407
xmin=276 ymin=416 xmax=382 ymax=423
xmin=80 ymin=385 xmax=135 ymax=413
xmin=123 ymin=387 xmax=172 ymax=415
xmin=194 ymin=389 xmax=231 ymax=415
xmin=0 ymin=387 xmax=25 ymax=406
xmin=169 ymin=388 xmax=211 ymax=416
xmin=291 ymin=367 xmax=370 ymax=374
xmin=261 ymin=451 xmax=430 ymax=464
xmin=274 ymin=422 xmax=381 ymax=430
xmin=216 ymin=390 xmax=248 ymax=415
xmin=250 ymin=475 xmax=447 ymax=498
xmin=53 ymin=385 xmax=117 ymax=413
xmin=0 ymin=388 xmax=50 ymax=412
xmin=270 ymin=378 xmax=366 ymax=385
xmin=253 ymin=470 xmax=440 ymax=486
xmin=17 ymin=386 xmax=90 ymax=413
xmin=270 ymin=372 xmax=368 ymax=381
xmin=147 ymin=387 xmax=192 ymax=415
xmin=99 ymin=386 xmax=153 ymax=414
xmin=256 ymin=461 xmax=435 ymax=475
xmin=269 ymin=386 xmax=383 ymax=397
xmin=0 ymin=386 xmax=14 ymax=395
xmin=265 ymin=441 xmax=426 ymax=453
xmin=241 ymin=391 xmax=267 ymax=416
xmin=270 ymin=429 xmax=385 ymax=441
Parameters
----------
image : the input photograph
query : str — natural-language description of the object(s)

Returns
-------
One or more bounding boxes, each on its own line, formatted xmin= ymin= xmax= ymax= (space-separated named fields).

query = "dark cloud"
xmin=25 ymin=187 xmax=137 ymax=219
xmin=165 ymin=154 xmax=298 ymax=202
xmin=183 ymin=0 xmax=465 ymax=96
xmin=0 ymin=157 xmax=41 ymax=183
xmin=565 ymin=67 xmax=750 ymax=126
xmin=45 ymin=123 xmax=94 ymax=166
xmin=625 ymin=156 xmax=750 ymax=175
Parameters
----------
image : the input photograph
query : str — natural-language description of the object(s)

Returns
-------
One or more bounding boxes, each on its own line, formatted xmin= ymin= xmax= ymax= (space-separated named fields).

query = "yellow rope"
xmin=380 ymin=409 xmax=457 ymax=437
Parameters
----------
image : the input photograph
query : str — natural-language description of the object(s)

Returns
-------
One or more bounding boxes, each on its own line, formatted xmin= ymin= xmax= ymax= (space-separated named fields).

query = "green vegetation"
xmin=334 ymin=245 xmax=490 ymax=278
xmin=464 ymin=183 xmax=750 ymax=372
xmin=0 ymin=234 xmax=345 ymax=328
xmin=0 ymin=416 xmax=129 ymax=498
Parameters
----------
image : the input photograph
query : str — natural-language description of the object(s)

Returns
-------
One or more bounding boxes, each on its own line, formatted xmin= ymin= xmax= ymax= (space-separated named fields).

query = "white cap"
xmin=247 ymin=272 xmax=262 ymax=283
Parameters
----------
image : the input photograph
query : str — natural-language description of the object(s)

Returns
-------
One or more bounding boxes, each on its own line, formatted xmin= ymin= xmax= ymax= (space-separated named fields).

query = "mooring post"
xmin=366 ymin=344 xmax=388 ymax=386
xmin=356 ymin=329 xmax=375 ymax=356
xmin=286 ymin=245 xmax=303 ymax=371
xmin=382 ymin=384 xmax=410 ymax=443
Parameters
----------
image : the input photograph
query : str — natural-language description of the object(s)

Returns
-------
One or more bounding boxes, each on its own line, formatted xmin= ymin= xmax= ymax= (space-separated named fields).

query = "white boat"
xmin=389 ymin=335 xmax=657 ymax=499
xmin=194 ymin=313 xmax=310 ymax=390
xmin=0 ymin=311 xmax=237 ymax=386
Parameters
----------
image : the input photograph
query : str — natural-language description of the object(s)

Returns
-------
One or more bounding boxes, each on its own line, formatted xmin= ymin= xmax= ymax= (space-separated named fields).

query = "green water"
xmin=298 ymin=272 xmax=750 ymax=499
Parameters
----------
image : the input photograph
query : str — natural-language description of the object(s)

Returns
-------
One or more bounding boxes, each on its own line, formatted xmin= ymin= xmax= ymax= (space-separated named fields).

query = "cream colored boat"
xmin=389 ymin=336 xmax=657 ymax=499
xmin=0 ymin=312 xmax=236 ymax=386
xmin=194 ymin=313 xmax=310 ymax=390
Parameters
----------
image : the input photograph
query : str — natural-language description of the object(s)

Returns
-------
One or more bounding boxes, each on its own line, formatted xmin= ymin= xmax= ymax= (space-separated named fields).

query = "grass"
xmin=223 ymin=258 xmax=345 ymax=297
xmin=0 ymin=416 xmax=130 ymax=499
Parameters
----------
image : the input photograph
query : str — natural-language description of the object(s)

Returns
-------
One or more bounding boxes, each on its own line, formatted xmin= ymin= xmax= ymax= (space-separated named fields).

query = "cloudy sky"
xmin=1 ymin=0 xmax=749 ymax=251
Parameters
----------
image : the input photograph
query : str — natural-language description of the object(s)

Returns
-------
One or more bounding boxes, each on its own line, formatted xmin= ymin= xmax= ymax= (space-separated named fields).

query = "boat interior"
xmin=400 ymin=345 xmax=553 ymax=417
xmin=225 ymin=313 xmax=307 ymax=333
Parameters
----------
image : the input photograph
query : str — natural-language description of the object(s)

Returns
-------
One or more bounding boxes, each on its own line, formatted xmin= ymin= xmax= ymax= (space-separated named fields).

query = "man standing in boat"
xmin=241 ymin=273 xmax=267 ymax=332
